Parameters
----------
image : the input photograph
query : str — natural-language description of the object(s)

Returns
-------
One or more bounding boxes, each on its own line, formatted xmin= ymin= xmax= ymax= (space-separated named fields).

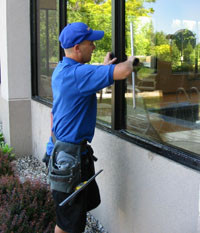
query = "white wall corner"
xmin=0 ymin=0 xmax=9 ymax=100
xmin=7 ymin=0 xmax=31 ymax=100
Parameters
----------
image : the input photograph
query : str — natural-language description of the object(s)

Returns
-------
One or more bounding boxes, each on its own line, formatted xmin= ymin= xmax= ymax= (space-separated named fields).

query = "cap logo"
xmin=87 ymin=27 xmax=90 ymax=31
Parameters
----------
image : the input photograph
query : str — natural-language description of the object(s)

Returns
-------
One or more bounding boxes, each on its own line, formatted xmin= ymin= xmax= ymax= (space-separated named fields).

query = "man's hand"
xmin=42 ymin=152 xmax=51 ymax=168
xmin=113 ymin=55 xmax=139 ymax=80
xmin=103 ymin=52 xmax=117 ymax=65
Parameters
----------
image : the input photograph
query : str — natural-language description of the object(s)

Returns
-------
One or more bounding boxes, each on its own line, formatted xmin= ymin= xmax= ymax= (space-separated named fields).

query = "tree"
xmin=171 ymin=29 xmax=197 ymax=72
xmin=126 ymin=0 xmax=156 ymax=58
xmin=67 ymin=0 xmax=156 ymax=63
xmin=173 ymin=29 xmax=196 ymax=52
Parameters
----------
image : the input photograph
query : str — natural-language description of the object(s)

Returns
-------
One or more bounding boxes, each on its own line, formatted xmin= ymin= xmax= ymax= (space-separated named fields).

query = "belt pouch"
xmin=48 ymin=140 xmax=82 ymax=193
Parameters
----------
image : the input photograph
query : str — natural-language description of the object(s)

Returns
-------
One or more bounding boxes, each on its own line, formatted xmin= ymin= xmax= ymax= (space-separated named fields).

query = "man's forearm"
xmin=113 ymin=59 xmax=133 ymax=80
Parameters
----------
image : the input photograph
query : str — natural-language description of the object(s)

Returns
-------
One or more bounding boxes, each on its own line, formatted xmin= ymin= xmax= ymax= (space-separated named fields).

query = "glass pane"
xmin=37 ymin=0 xmax=59 ymax=101
xmin=67 ymin=0 xmax=112 ymax=125
xmin=125 ymin=0 xmax=200 ymax=155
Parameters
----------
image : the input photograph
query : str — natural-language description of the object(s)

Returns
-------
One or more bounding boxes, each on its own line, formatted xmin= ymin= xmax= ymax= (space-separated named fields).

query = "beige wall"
xmin=31 ymin=100 xmax=52 ymax=160
xmin=0 ymin=0 xmax=32 ymax=155
xmin=92 ymin=128 xmax=200 ymax=233
xmin=31 ymin=101 xmax=200 ymax=233
xmin=0 ymin=88 xmax=10 ymax=143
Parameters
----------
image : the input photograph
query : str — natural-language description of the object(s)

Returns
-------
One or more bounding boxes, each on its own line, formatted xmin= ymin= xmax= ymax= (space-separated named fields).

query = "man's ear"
xmin=74 ymin=44 xmax=80 ymax=53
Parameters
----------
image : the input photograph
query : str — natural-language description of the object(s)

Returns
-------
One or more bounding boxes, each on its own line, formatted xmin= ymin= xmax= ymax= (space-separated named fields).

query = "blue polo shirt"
xmin=46 ymin=57 xmax=115 ymax=155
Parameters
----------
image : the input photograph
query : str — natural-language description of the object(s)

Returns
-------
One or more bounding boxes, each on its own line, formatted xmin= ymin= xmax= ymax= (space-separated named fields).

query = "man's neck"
xmin=65 ymin=54 xmax=83 ymax=64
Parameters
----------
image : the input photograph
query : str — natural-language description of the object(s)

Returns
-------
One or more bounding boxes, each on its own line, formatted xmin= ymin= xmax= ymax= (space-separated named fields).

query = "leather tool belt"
xmin=48 ymin=140 xmax=87 ymax=193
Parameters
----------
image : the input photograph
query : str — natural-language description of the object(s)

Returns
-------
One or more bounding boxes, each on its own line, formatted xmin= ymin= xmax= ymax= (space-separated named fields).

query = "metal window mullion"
xmin=59 ymin=0 xmax=67 ymax=60
xmin=111 ymin=0 xmax=126 ymax=130
xmin=30 ymin=0 xmax=39 ymax=97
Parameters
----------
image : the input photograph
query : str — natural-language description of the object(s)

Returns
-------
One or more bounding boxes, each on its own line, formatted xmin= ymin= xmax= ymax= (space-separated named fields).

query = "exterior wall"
xmin=92 ymin=128 xmax=200 ymax=233
xmin=0 ymin=0 xmax=32 ymax=155
xmin=0 ymin=88 xmax=10 ymax=142
xmin=31 ymin=100 xmax=52 ymax=160
xmin=31 ymin=102 xmax=200 ymax=233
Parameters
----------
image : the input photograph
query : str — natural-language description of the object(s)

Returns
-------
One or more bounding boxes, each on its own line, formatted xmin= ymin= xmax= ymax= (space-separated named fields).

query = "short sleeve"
xmin=74 ymin=64 xmax=115 ymax=96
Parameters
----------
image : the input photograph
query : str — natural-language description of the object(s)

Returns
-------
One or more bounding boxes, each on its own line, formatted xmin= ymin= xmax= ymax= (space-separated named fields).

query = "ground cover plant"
xmin=0 ymin=176 xmax=55 ymax=233
xmin=0 ymin=133 xmax=15 ymax=177
xmin=0 ymin=133 xmax=56 ymax=233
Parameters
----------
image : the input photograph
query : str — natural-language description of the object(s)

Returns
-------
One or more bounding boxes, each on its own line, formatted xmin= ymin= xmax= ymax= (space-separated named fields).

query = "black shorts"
xmin=52 ymin=147 xmax=101 ymax=233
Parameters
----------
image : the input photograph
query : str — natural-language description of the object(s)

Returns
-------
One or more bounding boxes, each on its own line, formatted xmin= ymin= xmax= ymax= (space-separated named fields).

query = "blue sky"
xmin=144 ymin=0 xmax=200 ymax=38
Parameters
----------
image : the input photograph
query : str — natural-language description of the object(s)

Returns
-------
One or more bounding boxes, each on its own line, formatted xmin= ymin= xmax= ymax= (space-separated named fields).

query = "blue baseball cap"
xmin=59 ymin=22 xmax=104 ymax=49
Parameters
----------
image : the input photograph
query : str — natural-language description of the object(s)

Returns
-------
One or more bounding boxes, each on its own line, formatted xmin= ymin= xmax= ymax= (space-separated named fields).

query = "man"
xmin=44 ymin=22 xmax=136 ymax=233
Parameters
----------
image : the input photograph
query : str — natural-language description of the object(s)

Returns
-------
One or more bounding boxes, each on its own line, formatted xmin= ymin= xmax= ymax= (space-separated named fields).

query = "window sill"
xmin=32 ymin=96 xmax=52 ymax=108
xmin=96 ymin=122 xmax=200 ymax=172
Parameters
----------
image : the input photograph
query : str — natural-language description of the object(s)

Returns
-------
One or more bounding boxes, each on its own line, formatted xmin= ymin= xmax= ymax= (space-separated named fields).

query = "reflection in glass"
xmin=125 ymin=0 xmax=200 ymax=155
xmin=38 ymin=0 xmax=59 ymax=101
xmin=67 ymin=0 xmax=112 ymax=125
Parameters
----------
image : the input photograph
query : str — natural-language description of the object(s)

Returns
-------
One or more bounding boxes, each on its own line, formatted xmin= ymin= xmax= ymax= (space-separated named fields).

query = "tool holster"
xmin=48 ymin=140 xmax=87 ymax=193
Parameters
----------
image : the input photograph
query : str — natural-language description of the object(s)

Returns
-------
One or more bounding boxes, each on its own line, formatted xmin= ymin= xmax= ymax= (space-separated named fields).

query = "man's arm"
xmin=103 ymin=52 xmax=136 ymax=81
xmin=113 ymin=56 xmax=135 ymax=80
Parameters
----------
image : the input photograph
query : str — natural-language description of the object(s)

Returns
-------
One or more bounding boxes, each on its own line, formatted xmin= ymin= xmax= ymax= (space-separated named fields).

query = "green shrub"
xmin=0 ymin=132 xmax=15 ymax=161
xmin=0 ymin=132 xmax=55 ymax=232
xmin=0 ymin=176 xmax=56 ymax=233
xmin=0 ymin=133 xmax=4 ymax=143
xmin=0 ymin=150 xmax=15 ymax=177
xmin=0 ymin=142 xmax=15 ymax=160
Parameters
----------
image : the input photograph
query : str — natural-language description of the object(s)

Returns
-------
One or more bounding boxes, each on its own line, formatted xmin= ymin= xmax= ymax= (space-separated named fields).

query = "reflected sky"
xmin=145 ymin=0 xmax=200 ymax=40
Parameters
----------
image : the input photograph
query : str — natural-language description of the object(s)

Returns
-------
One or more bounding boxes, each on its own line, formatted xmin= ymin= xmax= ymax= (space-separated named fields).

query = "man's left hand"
xmin=42 ymin=152 xmax=51 ymax=168
xmin=103 ymin=52 xmax=117 ymax=65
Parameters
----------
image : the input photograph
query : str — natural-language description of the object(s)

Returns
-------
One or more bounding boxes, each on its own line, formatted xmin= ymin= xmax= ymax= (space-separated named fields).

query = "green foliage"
xmin=67 ymin=0 xmax=113 ymax=63
xmin=66 ymin=0 xmax=155 ymax=63
xmin=137 ymin=66 xmax=155 ymax=79
xmin=38 ymin=0 xmax=199 ymax=74
xmin=126 ymin=0 xmax=155 ymax=17
xmin=0 ymin=151 xmax=15 ymax=177
xmin=38 ymin=0 xmax=157 ymax=69
xmin=173 ymin=29 xmax=196 ymax=51
xmin=154 ymin=31 xmax=168 ymax=46
xmin=1 ymin=143 xmax=14 ymax=156
xmin=0 ymin=133 xmax=4 ymax=143
xmin=173 ymin=63 xmax=194 ymax=73
xmin=153 ymin=44 xmax=171 ymax=62
xmin=0 ymin=131 xmax=55 ymax=232
xmin=0 ymin=133 xmax=15 ymax=176
xmin=0 ymin=133 xmax=15 ymax=160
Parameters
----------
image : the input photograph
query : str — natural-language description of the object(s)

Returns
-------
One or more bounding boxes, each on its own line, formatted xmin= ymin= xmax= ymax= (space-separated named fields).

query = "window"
xmin=32 ymin=0 xmax=61 ymax=103
xmin=31 ymin=0 xmax=200 ymax=169
xmin=66 ymin=0 xmax=112 ymax=125
xmin=32 ymin=0 xmax=112 ymax=124
xmin=125 ymin=0 xmax=200 ymax=155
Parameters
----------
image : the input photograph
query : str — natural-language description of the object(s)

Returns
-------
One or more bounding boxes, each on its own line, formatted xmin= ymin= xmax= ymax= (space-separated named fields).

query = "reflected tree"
xmin=172 ymin=29 xmax=196 ymax=72
xmin=67 ymin=0 xmax=156 ymax=63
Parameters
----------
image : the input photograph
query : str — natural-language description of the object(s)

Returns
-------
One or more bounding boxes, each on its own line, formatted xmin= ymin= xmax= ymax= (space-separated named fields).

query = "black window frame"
xmin=97 ymin=0 xmax=200 ymax=172
xmin=31 ymin=0 xmax=200 ymax=171
xmin=30 ymin=0 xmax=66 ymax=107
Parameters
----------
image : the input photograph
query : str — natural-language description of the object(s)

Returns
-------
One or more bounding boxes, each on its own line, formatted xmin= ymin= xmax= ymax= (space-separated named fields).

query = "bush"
xmin=0 ymin=176 xmax=56 ymax=233
xmin=0 ymin=132 xmax=15 ymax=160
xmin=0 ymin=132 xmax=55 ymax=232
xmin=0 ymin=133 xmax=4 ymax=143
xmin=0 ymin=150 xmax=15 ymax=177
xmin=0 ymin=143 xmax=15 ymax=157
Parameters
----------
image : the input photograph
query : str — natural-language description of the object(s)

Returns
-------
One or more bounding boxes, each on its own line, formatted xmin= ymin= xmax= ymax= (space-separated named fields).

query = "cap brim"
xmin=86 ymin=30 xmax=104 ymax=41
